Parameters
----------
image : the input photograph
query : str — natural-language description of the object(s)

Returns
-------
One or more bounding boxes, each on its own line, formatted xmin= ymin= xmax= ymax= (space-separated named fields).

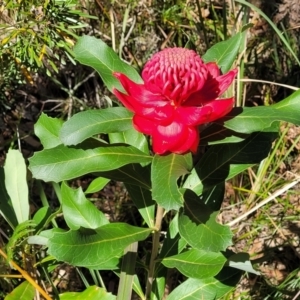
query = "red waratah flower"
xmin=113 ymin=47 xmax=237 ymax=155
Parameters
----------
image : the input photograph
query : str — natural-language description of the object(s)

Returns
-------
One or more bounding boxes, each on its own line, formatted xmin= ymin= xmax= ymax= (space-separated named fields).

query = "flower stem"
xmin=145 ymin=205 xmax=165 ymax=299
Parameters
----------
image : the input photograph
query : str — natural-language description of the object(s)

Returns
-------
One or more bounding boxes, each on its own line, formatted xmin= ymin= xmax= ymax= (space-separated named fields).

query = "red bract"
xmin=113 ymin=47 xmax=237 ymax=155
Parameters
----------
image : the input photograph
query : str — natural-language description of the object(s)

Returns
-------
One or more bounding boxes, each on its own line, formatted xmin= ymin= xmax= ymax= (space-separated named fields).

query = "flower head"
xmin=113 ymin=47 xmax=237 ymax=155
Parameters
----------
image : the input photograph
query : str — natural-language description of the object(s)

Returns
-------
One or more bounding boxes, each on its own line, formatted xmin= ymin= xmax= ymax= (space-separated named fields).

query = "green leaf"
xmin=32 ymin=206 xmax=52 ymax=232
xmin=117 ymin=242 xmax=138 ymax=300
xmin=132 ymin=275 xmax=145 ymax=300
xmin=97 ymin=164 xmax=151 ymax=190
xmin=85 ymin=177 xmax=110 ymax=194
xmin=73 ymin=36 xmax=143 ymax=93
xmin=0 ymin=168 xmax=18 ymax=229
xmin=29 ymin=145 xmax=152 ymax=182
xmin=227 ymin=253 xmax=260 ymax=275
xmin=60 ymin=286 xmax=116 ymax=300
xmin=152 ymin=277 xmax=165 ymax=300
xmin=61 ymin=182 xmax=109 ymax=230
xmin=178 ymin=190 xmax=233 ymax=252
xmin=34 ymin=113 xmax=64 ymax=149
xmin=166 ymin=267 xmax=242 ymax=300
xmin=152 ymin=153 xmax=192 ymax=211
xmin=202 ymin=33 xmax=242 ymax=73
xmin=60 ymin=108 xmax=133 ymax=146
xmin=201 ymin=182 xmax=225 ymax=212
xmin=224 ymin=89 xmax=300 ymax=133
xmin=162 ymin=249 xmax=226 ymax=279
xmin=183 ymin=132 xmax=276 ymax=195
xmin=109 ymin=127 xmax=149 ymax=154
xmin=6 ymin=221 xmax=36 ymax=261
xmin=48 ymin=224 xmax=151 ymax=269
xmin=4 ymin=149 xmax=29 ymax=224
xmin=158 ymin=214 xmax=187 ymax=258
xmin=5 ymin=281 xmax=35 ymax=300
xmin=125 ymin=184 xmax=155 ymax=228
xmin=200 ymin=122 xmax=249 ymax=145
xmin=154 ymin=215 xmax=187 ymax=299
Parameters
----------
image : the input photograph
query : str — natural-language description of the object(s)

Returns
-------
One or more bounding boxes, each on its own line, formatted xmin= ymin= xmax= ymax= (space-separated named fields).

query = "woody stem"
xmin=145 ymin=205 xmax=165 ymax=299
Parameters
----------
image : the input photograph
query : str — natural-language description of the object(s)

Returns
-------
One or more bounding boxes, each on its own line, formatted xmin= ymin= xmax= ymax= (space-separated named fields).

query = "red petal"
xmin=203 ymin=97 xmax=235 ymax=122
xmin=168 ymin=126 xmax=199 ymax=154
xmin=113 ymin=88 xmax=136 ymax=112
xmin=113 ymin=88 xmax=174 ymax=124
xmin=206 ymin=62 xmax=220 ymax=78
xmin=215 ymin=69 xmax=238 ymax=96
xmin=184 ymin=68 xmax=237 ymax=105
xmin=134 ymin=116 xmax=200 ymax=154
xmin=176 ymin=106 xmax=213 ymax=126
xmin=132 ymin=115 xmax=157 ymax=135
xmin=113 ymin=72 xmax=165 ymax=106
xmin=152 ymin=122 xmax=188 ymax=154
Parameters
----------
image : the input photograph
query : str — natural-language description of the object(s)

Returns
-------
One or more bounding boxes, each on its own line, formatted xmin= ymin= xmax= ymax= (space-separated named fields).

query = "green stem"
xmin=145 ymin=205 xmax=165 ymax=299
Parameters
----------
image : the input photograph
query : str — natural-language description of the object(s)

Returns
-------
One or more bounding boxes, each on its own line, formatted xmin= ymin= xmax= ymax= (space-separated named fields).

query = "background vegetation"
xmin=1 ymin=0 xmax=300 ymax=299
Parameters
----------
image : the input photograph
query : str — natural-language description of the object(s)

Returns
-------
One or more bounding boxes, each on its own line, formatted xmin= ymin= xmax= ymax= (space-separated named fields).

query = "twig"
xmin=239 ymin=78 xmax=299 ymax=91
xmin=0 ymin=248 xmax=52 ymax=300
xmin=109 ymin=6 xmax=116 ymax=51
xmin=227 ymin=179 xmax=300 ymax=227
xmin=292 ymin=290 xmax=300 ymax=300
xmin=145 ymin=205 xmax=165 ymax=299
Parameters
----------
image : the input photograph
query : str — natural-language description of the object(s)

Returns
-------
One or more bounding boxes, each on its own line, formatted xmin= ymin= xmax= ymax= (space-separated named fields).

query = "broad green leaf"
xmin=61 ymin=182 xmax=108 ymax=230
xmin=166 ymin=267 xmax=242 ymax=300
xmin=224 ymin=89 xmax=300 ymax=133
xmin=162 ymin=249 xmax=226 ymax=279
xmin=227 ymin=253 xmax=260 ymax=275
xmin=60 ymin=108 xmax=133 ymax=146
xmin=34 ymin=113 xmax=63 ymax=149
xmin=201 ymin=182 xmax=225 ymax=211
xmin=96 ymin=164 xmax=151 ymax=190
xmin=48 ymin=224 xmax=151 ymax=269
xmin=113 ymin=272 xmax=145 ymax=300
xmin=151 ymin=277 xmax=165 ymax=300
xmin=0 ymin=168 xmax=18 ymax=229
xmin=183 ymin=163 xmax=252 ymax=197
xmin=60 ymin=286 xmax=116 ymax=300
xmin=5 ymin=281 xmax=35 ymax=300
xmin=154 ymin=215 xmax=187 ymax=299
xmin=73 ymin=35 xmax=143 ymax=93
xmin=29 ymin=145 xmax=152 ymax=182
xmin=202 ymin=33 xmax=242 ymax=73
xmin=183 ymin=132 xmax=276 ymax=195
xmin=85 ymin=177 xmax=110 ymax=194
xmin=159 ymin=213 xmax=187 ymax=261
xmin=132 ymin=275 xmax=145 ymax=300
xmin=228 ymin=163 xmax=253 ymax=179
xmin=200 ymin=122 xmax=248 ymax=145
xmin=4 ymin=149 xmax=29 ymax=224
xmin=178 ymin=190 xmax=233 ymax=252
xmin=32 ymin=206 xmax=52 ymax=232
xmin=152 ymin=153 xmax=193 ymax=211
xmin=117 ymin=243 xmax=138 ymax=300
xmin=125 ymin=184 xmax=155 ymax=228
xmin=109 ymin=127 xmax=149 ymax=154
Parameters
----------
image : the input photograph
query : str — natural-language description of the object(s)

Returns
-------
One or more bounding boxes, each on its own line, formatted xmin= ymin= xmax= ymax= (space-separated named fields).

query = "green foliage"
xmin=73 ymin=36 xmax=143 ymax=93
xmin=6 ymin=220 xmax=36 ymax=261
xmin=4 ymin=281 xmax=35 ymax=300
xmin=2 ymin=19 xmax=300 ymax=298
xmin=0 ymin=0 xmax=94 ymax=100
xmin=46 ymin=224 xmax=152 ymax=269
xmin=22 ymin=34 xmax=300 ymax=298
